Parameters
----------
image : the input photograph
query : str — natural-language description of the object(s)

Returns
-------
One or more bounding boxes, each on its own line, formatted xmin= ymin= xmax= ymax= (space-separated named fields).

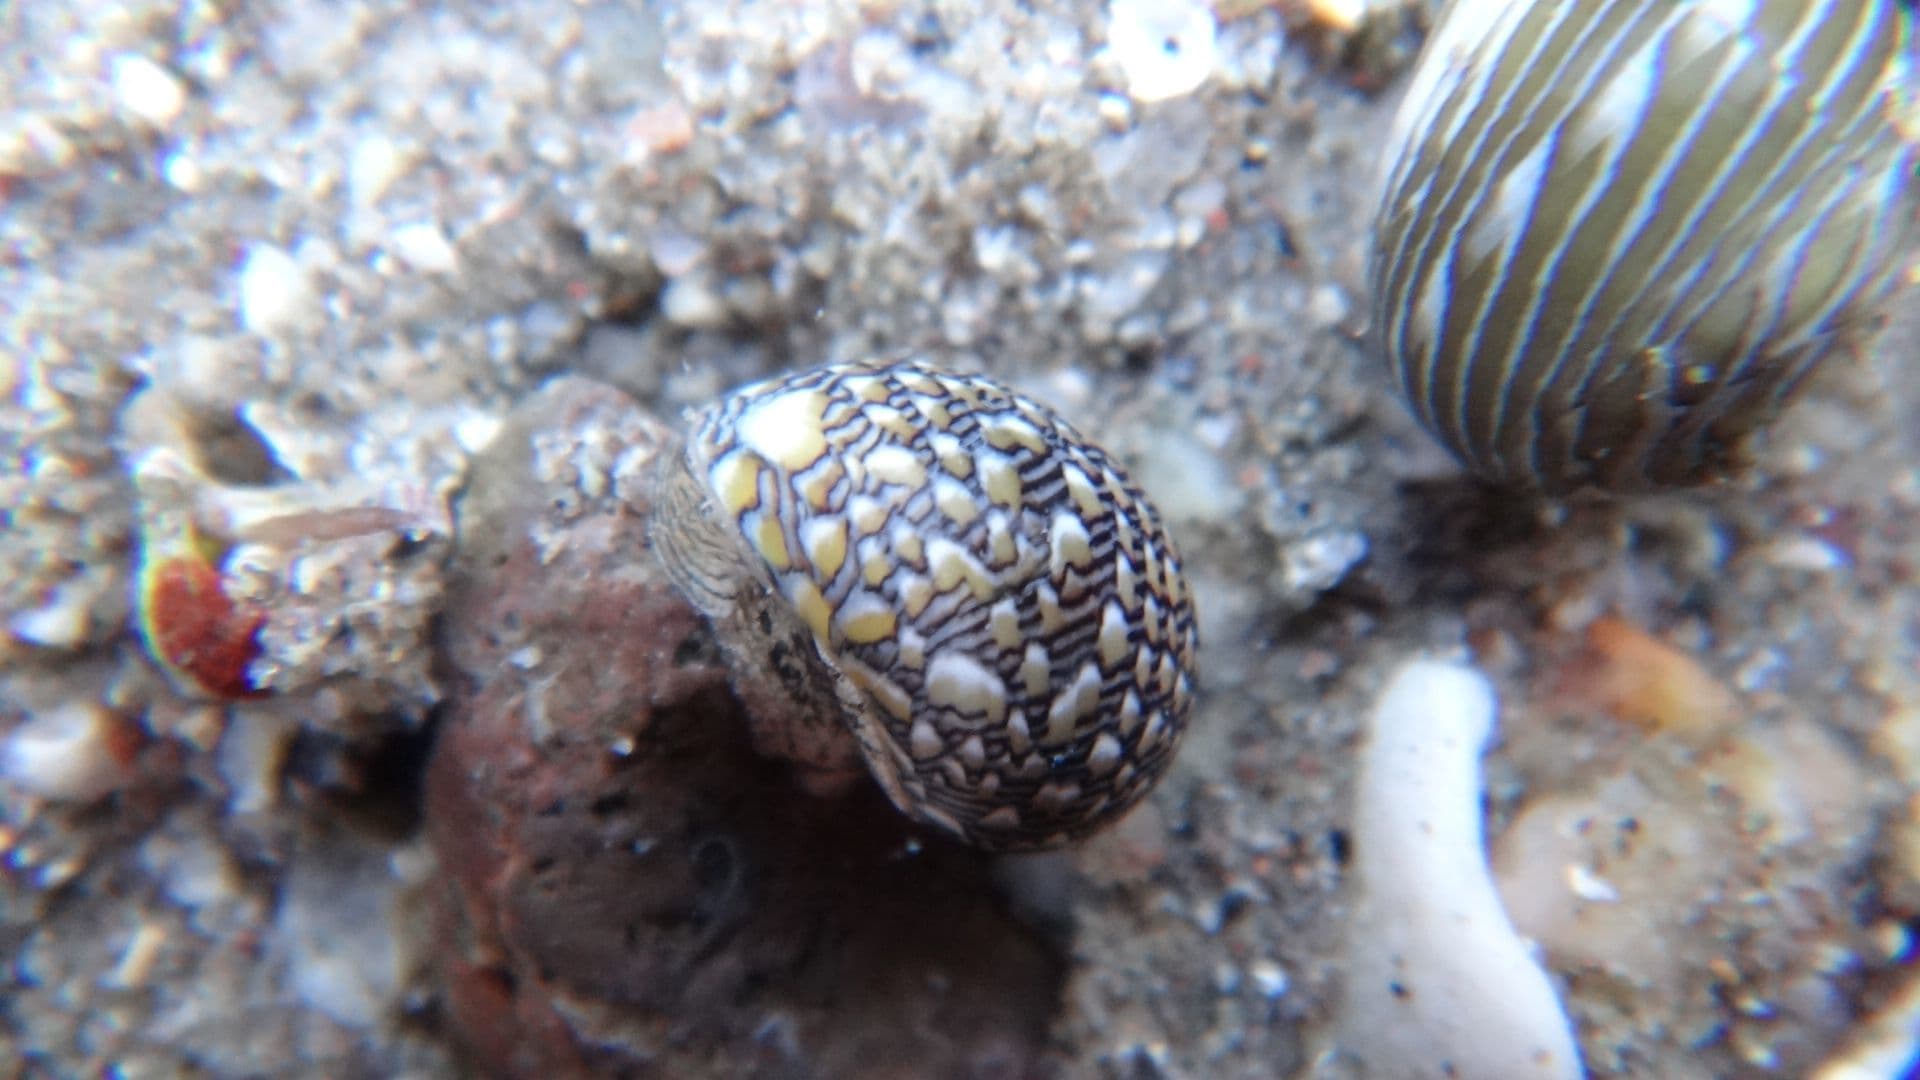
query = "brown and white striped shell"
xmin=1372 ymin=0 xmax=1920 ymax=491
xmin=651 ymin=360 xmax=1199 ymax=851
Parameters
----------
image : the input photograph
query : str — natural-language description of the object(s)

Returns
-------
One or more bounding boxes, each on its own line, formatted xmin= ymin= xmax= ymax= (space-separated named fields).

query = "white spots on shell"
xmin=929 ymin=430 xmax=973 ymax=479
xmin=890 ymin=526 xmax=928 ymax=571
xmin=1153 ymin=650 xmax=1180 ymax=698
xmin=989 ymin=597 xmax=1023 ymax=650
xmin=898 ymin=572 xmax=936 ymax=620
xmin=1133 ymin=646 xmax=1158 ymax=693
xmin=910 ymin=717 xmax=942 ymax=760
xmin=709 ymin=451 xmax=763 ymax=515
xmin=934 ymin=475 xmax=981 ymax=526
xmin=977 ymin=450 xmax=1022 ymax=509
xmin=1138 ymin=709 xmax=1170 ymax=755
xmin=926 ymin=650 xmax=1008 ymax=726
xmin=1046 ymin=662 xmax=1104 ymax=748
xmin=848 ymin=494 xmax=891 ymax=537
xmin=981 ymin=414 xmax=1047 ymax=454
xmin=980 ymin=805 xmax=1021 ymax=830
xmin=1061 ymin=461 xmax=1105 ymax=521
xmin=959 ymin=734 xmax=987 ymax=772
xmin=1113 ymin=552 xmax=1141 ymax=608
xmin=1098 ymin=598 xmax=1133 ymax=669
xmin=1141 ymin=592 xmax=1166 ymax=647
xmin=1115 ymin=690 xmax=1144 ymax=739
xmin=1088 ymin=732 xmax=1125 ymax=778
xmin=802 ymin=516 xmax=849 ymax=581
xmin=984 ymin=510 xmax=1020 ymax=568
xmin=927 ymin=536 xmax=995 ymax=602
xmin=835 ymin=589 xmax=896 ymax=646
xmin=864 ymin=444 xmax=927 ymax=488
xmin=1034 ymin=779 xmax=1083 ymax=816
xmin=1007 ymin=711 xmax=1034 ymax=756
xmin=895 ymin=625 xmax=927 ymax=670
xmin=735 ymin=388 xmax=829 ymax=471
xmin=1049 ymin=511 xmax=1095 ymax=580
xmin=1020 ymin=643 xmax=1051 ymax=701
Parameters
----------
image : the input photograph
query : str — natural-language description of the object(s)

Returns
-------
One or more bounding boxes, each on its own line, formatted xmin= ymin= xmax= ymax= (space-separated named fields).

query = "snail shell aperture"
xmin=651 ymin=360 xmax=1199 ymax=851
xmin=1371 ymin=0 xmax=1920 ymax=491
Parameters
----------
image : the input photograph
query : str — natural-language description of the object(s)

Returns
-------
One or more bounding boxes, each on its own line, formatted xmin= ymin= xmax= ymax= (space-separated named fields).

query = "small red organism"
xmin=138 ymin=547 xmax=268 ymax=700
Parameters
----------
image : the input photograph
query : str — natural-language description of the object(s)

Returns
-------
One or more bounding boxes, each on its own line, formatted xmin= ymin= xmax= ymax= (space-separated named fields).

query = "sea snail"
xmin=651 ymin=360 xmax=1199 ymax=851
xmin=1371 ymin=0 xmax=1920 ymax=491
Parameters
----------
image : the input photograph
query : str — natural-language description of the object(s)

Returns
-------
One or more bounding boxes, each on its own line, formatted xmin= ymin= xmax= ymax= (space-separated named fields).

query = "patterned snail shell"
xmin=1371 ymin=0 xmax=1920 ymax=491
xmin=651 ymin=360 xmax=1199 ymax=851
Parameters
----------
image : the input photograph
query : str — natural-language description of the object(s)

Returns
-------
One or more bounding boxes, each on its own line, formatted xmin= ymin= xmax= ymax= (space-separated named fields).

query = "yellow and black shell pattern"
xmin=1372 ymin=0 xmax=1920 ymax=491
xmin=664 ymin=360 xmax=1198 ymax=850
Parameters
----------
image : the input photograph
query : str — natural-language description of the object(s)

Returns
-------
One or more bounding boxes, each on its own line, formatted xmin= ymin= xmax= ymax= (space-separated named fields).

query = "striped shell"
xmin=1372 ymin=0 xmax=1920 ymax=490
xmin=652 ymin=360 xmax=1198 ymax=851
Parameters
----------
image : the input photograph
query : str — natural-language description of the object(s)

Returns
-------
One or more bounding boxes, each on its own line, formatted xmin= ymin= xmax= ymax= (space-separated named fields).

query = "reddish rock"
xmin=424 ymin=377 xmax=1065 ymax=1079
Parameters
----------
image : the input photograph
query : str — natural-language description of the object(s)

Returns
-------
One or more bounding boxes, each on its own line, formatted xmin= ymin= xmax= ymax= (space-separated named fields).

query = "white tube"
xmin=1340 ymin=658 xmax=1583 ymax=1080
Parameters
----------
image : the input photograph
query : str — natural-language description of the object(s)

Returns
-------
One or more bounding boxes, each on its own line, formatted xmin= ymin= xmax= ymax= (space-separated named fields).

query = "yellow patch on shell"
xmin=916 ymin=396 xmax=952 ymax=428
xmin=934 ymin=476 xmax=981 ymax=527
xmin=928 ymin=538 xmax=996 ymax=602
xmin=978 ymin=452 xmax=1021 ymax=508
xmin=786 ymin=576 xmax=833 ymax=642
xmin=864 ymin=444 xmax=926 ymax=488
xmin=849 ymin=495 xmax=891 ymax=537
xmin=836 ymin=592 xmax=897 ymax=646
xmin=899 ymin=574 xmax=935 ymax=619
xmin=802 ymin=517 xmax=848 ymax=581
xmin=988 ymin=597 xmax=1022 ymax=650
xmin=1061 ymin=461 xmax=1105 ymax=521
xmin=844 ymin=374 xmax=891 ymax=402
xmin=1044 ymin=661 xmax=1103 ymax=747
xmin=844 ymin=660 xmax=913 ymax=722
xmin=1020 ymin=643 xmax=1050 ymax=700
xmin=751 ymin=512 xmax=792 ymax=571
xmin=895 ymin=531 xmax=927 ymax=571
xmin=710 ymin=451 xmax=763 ymax=515
xmin=1048 ymin=511 xmax=1094 ymax=578
xmin=796 ymin=457 xmax=845 ymax=512
xmin=983 ymin=415 xmax=1047 ymax=453
xmin=930 ymin=432 xmax=973 ymax=478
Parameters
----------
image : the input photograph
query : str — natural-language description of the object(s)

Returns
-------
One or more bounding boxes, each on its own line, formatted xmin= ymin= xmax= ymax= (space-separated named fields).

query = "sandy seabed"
xmin=3 ymin=2 xmax=1918 ymax=1076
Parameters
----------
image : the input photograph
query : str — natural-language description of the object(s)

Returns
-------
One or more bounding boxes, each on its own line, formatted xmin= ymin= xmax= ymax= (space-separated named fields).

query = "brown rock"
xmin=424 ymin=376 xmax=1065 ymax=1079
